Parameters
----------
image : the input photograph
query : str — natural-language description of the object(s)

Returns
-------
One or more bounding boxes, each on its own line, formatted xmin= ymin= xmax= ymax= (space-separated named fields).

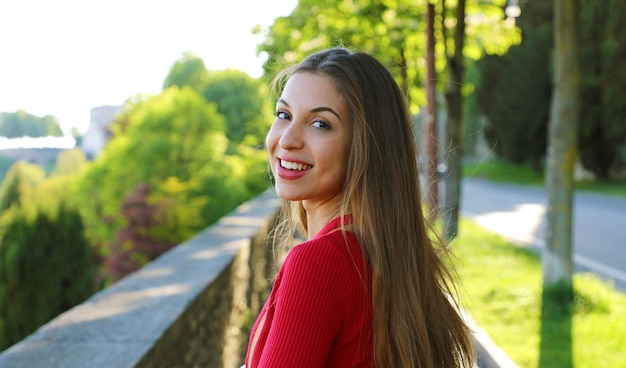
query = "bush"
xmin=103 ymin=183 xmax=198 ymax=282
xmin=0 ymin=162 xmax=46 ymax=211
xmin=0 ymin=157 xmax=13 ymax=183
xmin=0 ymin=205 xmax=95 ymax=351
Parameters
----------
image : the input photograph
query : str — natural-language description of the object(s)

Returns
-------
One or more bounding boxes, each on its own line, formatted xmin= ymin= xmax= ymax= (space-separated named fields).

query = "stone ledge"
xmin=464 ymin=309 xmax=520 ymax=368
xmin=0 ymin=190 xmax=281 ymax=368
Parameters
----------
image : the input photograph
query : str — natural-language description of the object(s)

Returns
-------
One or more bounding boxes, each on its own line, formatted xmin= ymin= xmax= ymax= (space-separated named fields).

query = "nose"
xmin=278 ymin=121 xmax=304 ymax=150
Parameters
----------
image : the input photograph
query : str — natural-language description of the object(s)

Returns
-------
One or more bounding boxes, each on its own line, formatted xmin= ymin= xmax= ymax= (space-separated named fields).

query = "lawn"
xmin=451 ymin=219 xmax=626 ymax=367
xmin=456 ymin=158 xmax=625 ymax=366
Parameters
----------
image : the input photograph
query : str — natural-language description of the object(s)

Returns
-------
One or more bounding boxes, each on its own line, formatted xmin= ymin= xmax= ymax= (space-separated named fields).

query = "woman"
xmin=245 ymin=48 xmax=475 ymax=367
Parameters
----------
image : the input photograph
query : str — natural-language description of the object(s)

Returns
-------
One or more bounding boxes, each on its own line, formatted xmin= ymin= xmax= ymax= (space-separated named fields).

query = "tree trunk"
xmin=442 ymin=0 xmax=466 ymax=240
xmin=543 ymin=0 xmax=579 ymax=290
xmin=423 ymin=1 xmax=439 ymax=222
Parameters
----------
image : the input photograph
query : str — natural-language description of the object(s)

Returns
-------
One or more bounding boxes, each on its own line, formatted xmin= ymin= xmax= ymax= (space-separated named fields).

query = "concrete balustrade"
xmin=0 ymin=190 xmax=281 ymax=368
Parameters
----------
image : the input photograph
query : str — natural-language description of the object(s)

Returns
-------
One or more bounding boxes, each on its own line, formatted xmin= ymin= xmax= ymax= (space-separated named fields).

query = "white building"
xmin=81 ymin=105 xmax=123 ymax=159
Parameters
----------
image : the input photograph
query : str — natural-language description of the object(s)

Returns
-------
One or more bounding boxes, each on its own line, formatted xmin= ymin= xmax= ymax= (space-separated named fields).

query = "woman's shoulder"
xmin=292 ymin=229 xmax=360 ymax=260
xmin=283 ymin=230 xmax=366 ymax=282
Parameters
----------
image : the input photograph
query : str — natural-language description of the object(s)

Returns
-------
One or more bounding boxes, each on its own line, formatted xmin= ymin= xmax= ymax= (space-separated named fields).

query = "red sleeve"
xmin=256 ymin=240 xmax=353 ymax=367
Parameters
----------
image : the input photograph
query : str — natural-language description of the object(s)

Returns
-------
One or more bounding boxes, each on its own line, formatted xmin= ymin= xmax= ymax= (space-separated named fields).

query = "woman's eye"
xmin=276 ymin=111 xmax=289 ymax=120
xmin=311 ymin=119 xmax=330 ymax=129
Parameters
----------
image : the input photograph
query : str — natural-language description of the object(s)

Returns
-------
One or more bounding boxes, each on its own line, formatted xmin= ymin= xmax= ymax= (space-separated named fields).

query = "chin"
xmin=273 ymin=186 xmax=304 ymax=202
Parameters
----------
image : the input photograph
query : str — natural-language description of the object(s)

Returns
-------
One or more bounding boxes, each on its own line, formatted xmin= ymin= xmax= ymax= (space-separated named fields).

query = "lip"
xmin=274 ymin=157 xmax=311 ymax=180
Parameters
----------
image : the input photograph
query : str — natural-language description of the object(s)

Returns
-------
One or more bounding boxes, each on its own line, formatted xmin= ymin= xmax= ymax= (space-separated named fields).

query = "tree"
xmin=431 ymin=0 xmax=519 ymax=238
xmin=0 ymin=205 xmax=95 ymax=350
xmin=0 ymin=112 xmax=21 ymax=137
xmin=0 ymin=162 xmax=46 ymax=211
xmin=51 ymin=148 xmax=87 ymax=176
xmin=258 ymin=0 xmax=428 ymax=111
xmin=162 ymin=51 xmax=209 ymax=93
xmin=203 ymin=69 xmax=272 ymax=145
xmin=76 ymin=86 xmax=227 ymax=246
xmin=543 ymin=0 xmax=579 ymax=295
xmin=163 ymin=54 xmax=273 ymax=146
xmin=441 ymin=0 xmax=467 ymax=240
xmin=103 ymin=182 xmax=206 ymax=281
xmin=75 ymin=85 xmax=268 ymax=258
xmin=0 ymin=157 xmax=13 ymax=182
xmin=476 ymin=1 xmax=626 ymax=179
xmin=578 ymin=0 xmax=626 ymax=179
xmin=475 ymin=0 xmax=553 ymax=169
xmin=422 ymin=0 xmax=439 ymax=221
xmin=0 ymin=110 xmax=63 ymax=137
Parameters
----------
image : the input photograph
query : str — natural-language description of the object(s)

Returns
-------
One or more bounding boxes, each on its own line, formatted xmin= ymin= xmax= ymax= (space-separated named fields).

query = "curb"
xmin=462 ymin=309 xmax=519 ymax=368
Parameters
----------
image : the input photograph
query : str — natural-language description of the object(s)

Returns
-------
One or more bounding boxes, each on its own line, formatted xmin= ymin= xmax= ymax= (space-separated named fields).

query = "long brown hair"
xmin=270 ymin=48 xmax=475 ymax=367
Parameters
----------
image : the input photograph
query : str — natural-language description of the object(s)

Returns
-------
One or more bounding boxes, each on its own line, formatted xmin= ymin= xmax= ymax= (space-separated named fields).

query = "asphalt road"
xmin=459 ymin=178 xmax=626 ymax=290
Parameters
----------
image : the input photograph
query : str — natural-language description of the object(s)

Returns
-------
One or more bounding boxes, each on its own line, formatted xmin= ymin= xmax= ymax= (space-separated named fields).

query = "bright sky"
xmin=0 ymin=0 xmax=297 ymax=135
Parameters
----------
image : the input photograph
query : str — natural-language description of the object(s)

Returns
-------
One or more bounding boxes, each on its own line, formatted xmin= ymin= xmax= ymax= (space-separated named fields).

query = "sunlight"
xmin=472 ymin=203 xmax=546 ymax=245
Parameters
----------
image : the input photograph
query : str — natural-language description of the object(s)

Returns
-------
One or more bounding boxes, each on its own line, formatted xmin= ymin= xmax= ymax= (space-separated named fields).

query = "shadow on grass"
xmin=539 ymin=283 xmax=573 ymax=368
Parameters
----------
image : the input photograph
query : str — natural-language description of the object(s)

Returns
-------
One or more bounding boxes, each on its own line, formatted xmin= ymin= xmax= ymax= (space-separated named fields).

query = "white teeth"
xmin=280 ymin=159 xmax=312 ymax=171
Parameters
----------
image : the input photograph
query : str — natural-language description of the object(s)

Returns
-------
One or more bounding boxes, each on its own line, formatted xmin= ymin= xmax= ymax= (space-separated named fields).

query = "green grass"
xmin=451 ymin=219 xmax=626 ymax=368
xmin=464 ymin=159 xmax=545 ymax=186
xmin=575 ymin=179 xmax=626 ymax=197
xmin=463 ymin=159 xmax=626 ymax=197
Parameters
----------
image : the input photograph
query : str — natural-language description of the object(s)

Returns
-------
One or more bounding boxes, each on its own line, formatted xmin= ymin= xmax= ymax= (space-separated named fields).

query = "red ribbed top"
xmin=245 ymin=216 xmax=373 ymax=367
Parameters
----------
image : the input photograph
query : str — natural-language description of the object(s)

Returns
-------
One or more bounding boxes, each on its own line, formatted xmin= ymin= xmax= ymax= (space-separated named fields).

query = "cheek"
xmin=323 ymin=144 xmax=350 ymax=176
xmin=336 ymin=141 xmax=352 ymax=165
xmin=335 ymin=146 xmax=352 ymax=179
xmin=265 ymin=127 xmax=278 ymax=154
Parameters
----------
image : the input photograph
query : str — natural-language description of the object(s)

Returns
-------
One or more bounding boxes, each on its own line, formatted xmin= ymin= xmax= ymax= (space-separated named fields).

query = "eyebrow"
xmin=278 ymin=98 xmax=342 ymax=121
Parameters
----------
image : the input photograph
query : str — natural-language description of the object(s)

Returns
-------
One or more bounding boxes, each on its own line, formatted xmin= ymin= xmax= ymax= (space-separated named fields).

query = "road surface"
xmin=459 ymin=178 xmax=626 ymax=290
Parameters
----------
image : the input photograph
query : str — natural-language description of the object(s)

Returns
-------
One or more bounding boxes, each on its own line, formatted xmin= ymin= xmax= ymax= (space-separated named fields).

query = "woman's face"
xmin=266 ymin=72 xmax=352 ymax=213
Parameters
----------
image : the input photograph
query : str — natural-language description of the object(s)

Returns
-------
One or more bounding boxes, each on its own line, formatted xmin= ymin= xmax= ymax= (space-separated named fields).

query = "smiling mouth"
xmin=280 ymin=159 xmax=312 ymax=171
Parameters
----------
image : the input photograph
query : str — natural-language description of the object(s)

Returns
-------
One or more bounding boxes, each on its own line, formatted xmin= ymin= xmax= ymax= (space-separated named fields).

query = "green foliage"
xmin=463 ymin=158 xmax=544 ymax=185
xmin=51 ymin=148 xmax=87 ymax=177
xmin=578 ymin=0 xmax=626 ymax=179
xmin=21 ymin=174 xmax=81 ymax=217
xmin=231 ymin=144 xmax=271 ymax=195
xmin=0 ymin=162 xmax=46 ymax=211
xmin=0 ymin=205 xmax=95 ymax=350
xmin=256 ymin=0 xmax=520 ymax=114
xmin=93 ymin=148 xmax=268 ymax=283
xmin=0 ymin=41 xmax=273 ymax=352
xmin=162 ymin=51 xmax=209 ymax=93
xmin=75 ymin=85 xmax=270 ymax=260
xmin=162 ymin=53 xmax=273 ymax=146
xmin=464 ymin=0 xmax=522 ymax=57
xmin=104 ymin=182 xmax=202 ymax=281
xmin=0 ymin=160 xmax=82 ymax=242
xmin=150 ymin=177 xmax=209 ymax=242
xmin=203 ymin=69 xmax=273 ymax=145
xmin=0 ymin=157 xmax=13 ymax=182
xmin=258 ymin=0 xmax=427 ymax=111
xmin=475 ymin=0 xmax=552 ymax=168
xmin=0 ymin=110 xmax=63 ymax=138
xmin=80 ymin=85 xmax=225 ymax=214
xmin=192 ymin=145 xmax=269 ymax=226
xmin=477 ymin=1 xmax=626 ymax=179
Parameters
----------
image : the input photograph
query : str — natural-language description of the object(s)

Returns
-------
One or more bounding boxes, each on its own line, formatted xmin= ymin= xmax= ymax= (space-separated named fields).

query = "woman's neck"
xmin=302 ymin=199 xmax=342 ymax=239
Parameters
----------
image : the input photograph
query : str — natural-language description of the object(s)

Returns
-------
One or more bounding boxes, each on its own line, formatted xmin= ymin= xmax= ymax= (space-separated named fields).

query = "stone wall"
xmin=0 ymin=190 xmax=281 ymax=368
xmin=0 ymin=147 xmax=64 ymax=167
